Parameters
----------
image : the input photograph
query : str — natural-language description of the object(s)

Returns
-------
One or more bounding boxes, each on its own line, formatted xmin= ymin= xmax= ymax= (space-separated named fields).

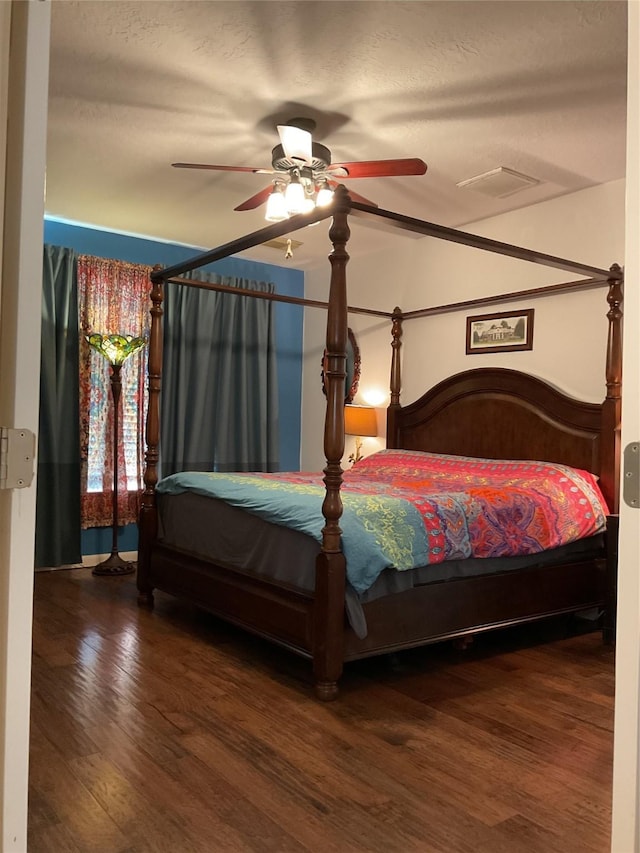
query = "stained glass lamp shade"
xmin=87 ymin=333 xmax=146 ymax=575
xmin=87 ymin=333 xmax=146 ymax=366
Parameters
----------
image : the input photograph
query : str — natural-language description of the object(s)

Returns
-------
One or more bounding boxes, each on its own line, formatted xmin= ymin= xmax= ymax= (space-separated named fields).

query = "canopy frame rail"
xmin=349 ymin=201 xmax=622 ymax=281
xmin=402 ymin=276 xmax=615 ymax=321
xmin=163 ymin=274 xmax=392 ymax=319
xmin=162 ymin=272 xmax=614 ymax=323
xmin=149 ymin=186 xmax=621 ymax=291
xmin=150 ymin=205 xmax=335 ymax=285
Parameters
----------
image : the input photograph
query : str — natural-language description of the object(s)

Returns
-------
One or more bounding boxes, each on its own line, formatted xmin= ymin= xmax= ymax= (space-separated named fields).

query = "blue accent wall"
xmin=44 ymin=218 xmax=304 ymax=556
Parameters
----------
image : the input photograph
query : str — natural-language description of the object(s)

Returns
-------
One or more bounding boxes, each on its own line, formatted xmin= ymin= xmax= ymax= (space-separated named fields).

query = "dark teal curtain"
xmin=35 ymin=245 xmax=82 ymax=567
xmin=160 ymin=272 xmax=279 ymax=476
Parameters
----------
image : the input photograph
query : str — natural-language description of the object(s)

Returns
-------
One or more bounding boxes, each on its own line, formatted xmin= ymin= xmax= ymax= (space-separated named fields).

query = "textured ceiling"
xmin=46 ymin=0 xmax=628 ymax=270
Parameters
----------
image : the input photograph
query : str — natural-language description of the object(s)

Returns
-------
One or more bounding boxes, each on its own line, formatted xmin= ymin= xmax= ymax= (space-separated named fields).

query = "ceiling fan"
xmin=172 ymin=118 xmax=428 ymax=222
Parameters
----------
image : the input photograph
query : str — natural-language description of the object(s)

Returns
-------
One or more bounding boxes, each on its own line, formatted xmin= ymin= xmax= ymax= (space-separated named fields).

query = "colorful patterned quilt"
xmin=156 ymin=449 xmax=609 ymax=595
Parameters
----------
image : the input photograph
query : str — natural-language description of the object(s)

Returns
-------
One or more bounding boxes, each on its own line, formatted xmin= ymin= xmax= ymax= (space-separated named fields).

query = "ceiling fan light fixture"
xmin=265 ymin=185 xmax=288 ymax=222
xmin=316 ymin=183 xmax=334 ymax=207
xmin=284 ymin=174 xmax=306 ymax=214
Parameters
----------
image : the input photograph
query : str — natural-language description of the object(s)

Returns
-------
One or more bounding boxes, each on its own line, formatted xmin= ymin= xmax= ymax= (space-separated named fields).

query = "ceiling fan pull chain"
xmin=285 ymin=239 xmax=294 ymax=260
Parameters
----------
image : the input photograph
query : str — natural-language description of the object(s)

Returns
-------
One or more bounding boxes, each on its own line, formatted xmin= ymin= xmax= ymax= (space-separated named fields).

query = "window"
xmin=77 ymin=256 xmax=151 ymax=528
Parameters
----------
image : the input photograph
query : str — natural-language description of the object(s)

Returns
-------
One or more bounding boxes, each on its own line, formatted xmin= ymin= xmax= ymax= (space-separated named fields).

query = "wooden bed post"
xmin=601 ymin=263 xmax=623 ymax=515
xmin=386 ymin=307 xmax=403 ymax=448
xmin=314 ymin=185 xmax=351 ymax=701
xmin=137 ymin=265 xmax=164 ymax=606
xmin=602 ymin=262 xmax=623 ymax=645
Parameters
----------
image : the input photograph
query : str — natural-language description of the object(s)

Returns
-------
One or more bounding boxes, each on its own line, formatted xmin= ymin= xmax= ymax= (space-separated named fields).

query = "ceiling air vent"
xmin=456 ymin=167 xmax=540 ymax=198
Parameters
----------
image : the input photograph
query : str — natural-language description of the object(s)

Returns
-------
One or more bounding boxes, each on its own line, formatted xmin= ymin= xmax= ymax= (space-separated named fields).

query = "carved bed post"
xmin=314 ymin=185 xmax=351 ymax=700
xmin=601 ymin=262 xmax=623 ymax=644
xmin=386 ymin=307 xmax=403 ymax=448
xmin=601 ymin=263 xmax=623 ymax=515
xmin=137 ymin=265 xmax=165 ymax=606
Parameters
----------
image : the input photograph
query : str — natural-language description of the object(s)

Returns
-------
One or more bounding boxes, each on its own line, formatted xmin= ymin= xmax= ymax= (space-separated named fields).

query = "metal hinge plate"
xmin=623 ymin=442 xmax=640 ymax=509
xmin=0 ymin=428 xmax=36 ymax=490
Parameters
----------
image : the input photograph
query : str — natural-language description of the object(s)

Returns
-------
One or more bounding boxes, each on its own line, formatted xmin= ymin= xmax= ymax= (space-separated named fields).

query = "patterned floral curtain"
xmin=77 ymin=256 xmax=152 ymax=528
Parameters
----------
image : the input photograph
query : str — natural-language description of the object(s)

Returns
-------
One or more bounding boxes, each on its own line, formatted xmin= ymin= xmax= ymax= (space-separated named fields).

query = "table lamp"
xmin=344 ymin=404 xmax=377 ymax=464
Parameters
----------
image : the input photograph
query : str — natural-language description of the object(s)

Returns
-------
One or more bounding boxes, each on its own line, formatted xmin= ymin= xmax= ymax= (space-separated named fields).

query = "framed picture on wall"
xmin=466 ymin=308 xmax=535 ymax=355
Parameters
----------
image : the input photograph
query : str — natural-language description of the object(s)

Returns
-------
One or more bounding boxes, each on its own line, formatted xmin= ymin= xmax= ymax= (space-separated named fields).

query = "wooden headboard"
xmin=388 ymin=367 xmax=602 ymax=472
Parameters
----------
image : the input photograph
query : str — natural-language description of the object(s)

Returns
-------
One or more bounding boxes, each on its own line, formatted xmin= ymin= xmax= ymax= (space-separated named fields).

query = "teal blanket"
xmin=156 ymin=470 xmax=429 ymax=594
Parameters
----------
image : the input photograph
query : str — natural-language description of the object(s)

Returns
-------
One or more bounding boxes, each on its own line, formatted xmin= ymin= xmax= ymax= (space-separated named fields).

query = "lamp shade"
xmin=316 ymin=185 xmax=334 ymax=207
xmin=87 ymin=333 xmax=146 ymax=366
xmin=284 ymin=177 xmax=306 ymax=214
xmin=265 ymin=187 xmax=288 ymax=222
xmin=344 ymin=405 xmax=377 ymax=437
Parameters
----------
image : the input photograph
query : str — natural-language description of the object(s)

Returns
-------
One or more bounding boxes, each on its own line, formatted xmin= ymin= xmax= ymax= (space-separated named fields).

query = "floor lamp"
xmin=87 ymin=333 xmax=146 ymax=576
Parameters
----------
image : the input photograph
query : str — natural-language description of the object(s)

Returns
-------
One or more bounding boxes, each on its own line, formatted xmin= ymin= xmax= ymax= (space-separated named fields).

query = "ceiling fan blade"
xmin=234 ymin=185 xmax=275 ymax=211
xmin=172 ymin=162 xmax=273 ymax=174
xmin=327 ymin=181 xmax=379 ymax=207
xmin=277 ymin=125 xmax=313 ymax=166
xmin=327 ymin=158 xmax=427 ymax=179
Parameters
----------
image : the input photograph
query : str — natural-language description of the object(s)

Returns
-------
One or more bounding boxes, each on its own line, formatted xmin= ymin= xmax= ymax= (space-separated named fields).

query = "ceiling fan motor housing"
xmin=271 ymin=142 xmax=332 ymax=173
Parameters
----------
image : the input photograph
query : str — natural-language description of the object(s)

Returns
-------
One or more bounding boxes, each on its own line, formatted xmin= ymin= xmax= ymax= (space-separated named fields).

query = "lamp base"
xmin=92 ymin=552 xmax=136 ymax=576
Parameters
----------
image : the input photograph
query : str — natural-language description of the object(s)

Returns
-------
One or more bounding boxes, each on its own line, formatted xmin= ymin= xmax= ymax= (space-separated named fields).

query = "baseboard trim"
xmin=36 ymin=551 xmax=138 ymax=572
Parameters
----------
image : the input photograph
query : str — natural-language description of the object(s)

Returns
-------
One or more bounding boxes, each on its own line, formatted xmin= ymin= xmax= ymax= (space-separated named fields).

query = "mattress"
xmin=156 ymin=450 xmax=609 ymax=597
xmin=157 ymin=490 xmax=605 ymax=639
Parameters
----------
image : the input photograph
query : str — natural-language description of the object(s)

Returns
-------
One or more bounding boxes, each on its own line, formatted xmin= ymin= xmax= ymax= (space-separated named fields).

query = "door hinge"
xmin=623 ymin=442 xmax=640 ymax=509
xmin=0 ymin=428 xmax=36 ymax=490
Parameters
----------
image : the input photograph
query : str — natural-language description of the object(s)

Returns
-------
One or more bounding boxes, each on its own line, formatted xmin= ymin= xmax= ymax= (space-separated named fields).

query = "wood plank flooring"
xmin=29 ymin=569 xmax=614 ymax=853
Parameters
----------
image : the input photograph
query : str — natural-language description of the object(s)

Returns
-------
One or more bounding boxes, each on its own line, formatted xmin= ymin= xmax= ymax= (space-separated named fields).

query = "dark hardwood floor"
xmin=28 ymin=569 xmax=614 ymax=853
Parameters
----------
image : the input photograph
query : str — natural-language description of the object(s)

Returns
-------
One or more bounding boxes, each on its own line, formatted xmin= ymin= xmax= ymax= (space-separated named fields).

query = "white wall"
xmin=302 ymin=179 xmax=625 ymax=470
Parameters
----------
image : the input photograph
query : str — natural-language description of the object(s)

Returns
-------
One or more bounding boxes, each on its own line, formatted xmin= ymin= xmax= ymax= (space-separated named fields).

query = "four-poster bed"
xmin=137 ymin=185 xmax=623 ymax=701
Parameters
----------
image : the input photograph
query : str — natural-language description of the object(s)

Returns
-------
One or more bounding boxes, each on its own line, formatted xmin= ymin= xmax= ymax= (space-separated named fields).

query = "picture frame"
xmin=466 ymin=308 xmax=534 ymax=355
